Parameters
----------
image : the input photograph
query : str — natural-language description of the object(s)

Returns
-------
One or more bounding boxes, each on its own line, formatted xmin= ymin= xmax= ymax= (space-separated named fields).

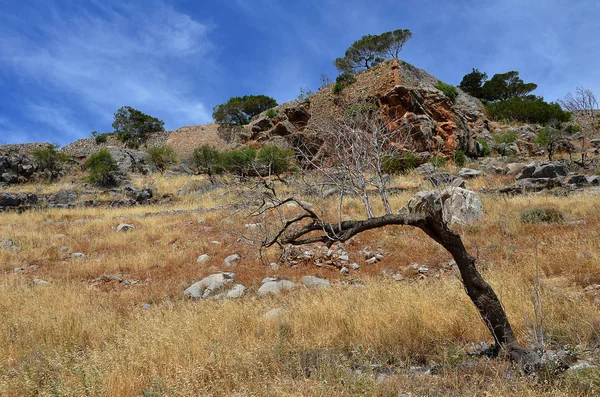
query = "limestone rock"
xmin=258 ymin=279 xmax=296 ymax=296
xmin=440 ymin=188 xmax=484 ymax=225
xmin=301 ymin=276 xmax=331 ymax=290
xmin=184 ymin=273 xmax=235 ymax=299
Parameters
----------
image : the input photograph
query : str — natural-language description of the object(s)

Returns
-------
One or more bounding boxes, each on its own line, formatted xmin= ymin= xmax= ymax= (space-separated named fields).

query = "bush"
xmin=256 ymin=145 xmax=294 ymax=175
xmin=485 ymin=97 xmax=571 ymax=124
xmin=520 ymin=207 xmax=564 ymax=224
xmin=217 ymin=147 xmax=257 ymax=176
xmin=31 ymin=144 xmax=69 ymax=180
xmin=453 ymin=150 xmax=466 ymax=166
xmin=265 ymin=108 xmax=278 ymax=119
xmin=435 ymin=81 xmax=458 ymax=102
xmin=85 ymin=148 xmax=119 ymax=187
xmin=147 ymin=146 xmax=177 ymax=173
xmin=332 ymin=82 xmax=345 ymax=94
xmin=494 ymin=130 xmax=519 ymax=144
xmin=193 ymin=145 xmax=221 ymax=180
xmin=381 ymin=152 xmax=417 ymax=175
xmin=429 ymin=155 xmax=447 ymax=168
xmin=565 ymin=124 xmax=581 ymax=134
xmin=476 ymin=138 xmax=491 ymax=156
xmin=112 ymin=106 xmax=164 ymax=147
xmin=94 ymin=133 xmax=108 ymax=144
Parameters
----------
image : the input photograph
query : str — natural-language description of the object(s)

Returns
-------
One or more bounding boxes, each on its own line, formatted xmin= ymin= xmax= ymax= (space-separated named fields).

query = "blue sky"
xmin=1 ymin=0 xmax=599 ymax=145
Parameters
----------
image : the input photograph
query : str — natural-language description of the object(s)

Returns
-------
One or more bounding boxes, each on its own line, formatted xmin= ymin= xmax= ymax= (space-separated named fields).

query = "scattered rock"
xmin=224 ymin=254 xmax=241 ymax=268
xmin=225 ymin=284 xmax=247 ymax=299
xmin=458 ymin=168 xmax=483 ymax=178
xmin=262 ymin=307 xmax=286 ymax=320
xmin=196 ymin=254 xmax=210 ymax=264
xmin=184 ymin=273 xmax=235 ymax=299
xmin=301 ymin=276 xmax=331 ymax=290
xmin=440 ymin=187 xmax=484 ymax=225
xmin=516 ymin=162 xmax=568 ymax=180
xmin=59 ymin=246 xmax=69 ymax=253
xmin=52 ymin=190 xmax=78 ymax=204
xmin=258 ymin=279 xmax=296 ymax=296
xmin=32 ymin=279 xmax=50 ymax=286
xmin=0 ymin=237 xmax=20 ymax=252
xmin=71 ymin=253 xmax=86 ymax=259
xmin=117 ymin=223 xmax=135 ymax=232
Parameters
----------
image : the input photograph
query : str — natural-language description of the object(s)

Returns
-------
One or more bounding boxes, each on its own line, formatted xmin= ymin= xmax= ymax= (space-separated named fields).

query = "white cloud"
xmin=0 ymin=0 xmax=217 ymax=143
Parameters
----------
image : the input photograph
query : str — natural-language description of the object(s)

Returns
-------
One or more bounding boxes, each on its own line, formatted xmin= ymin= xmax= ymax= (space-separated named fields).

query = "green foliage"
xmin=476 ymin=138 xmax=491 ymax=156
xmin=112 ymin=106 xmax=165 ymax=147
xmin=85 ymin=148 xmax=119 ymax=187
xmin=94 ymin=133 xmax=108 ymax=144
xmin=435 ymin=81 xmax=458 ymax=102
xmin=520 ymin=207 xmax=564 ymax=224
xmin=460 ymin=69 xmax=537 ymax=102
xmin=459 ymin=68 xmax=488 ymax=98
xmin=494 ymin=130 xmax=519 ymax=144
xmin=381 ymin=152 xmax=417 ymax=175
xmin=147 ymin=146 xmax=177 ymax=173
xmin=193 ymin=145 xmax=221 ymax=182
xmin=486 ymin=97 xmax=571 ymax=124
xmin=213 ymin=95 xmax=278 ymax=126
xmin=334 ymin=29 xmax=412 ymax=75
xmin=30 ymin=144 xmax=69 ymax=180
xmin=256 ymin=145 xmax=294 ymax=175
xmin=332 ymin=73 xmax=357 ymax=94
xmin=217 ymin=147 xmax=257 ymax=176
xmin=344 ymin=102 xmax=379 ymax=118
xmin=332 ymin=82 xmax=345 ymax=94
xmin=265 ymin=108 xmax=278 ymax=119
xmin=453 ymin=150 xmax=466 ymax=166
xmin=429 ymin=155 xmax=447 ymax=168
xmin=565 ymin=124 xmax=581 ymax=134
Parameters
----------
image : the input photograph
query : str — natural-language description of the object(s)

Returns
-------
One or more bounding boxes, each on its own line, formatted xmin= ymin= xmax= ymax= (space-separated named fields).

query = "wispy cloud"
xmin=0 ymin=0 xmax=217 ymax=144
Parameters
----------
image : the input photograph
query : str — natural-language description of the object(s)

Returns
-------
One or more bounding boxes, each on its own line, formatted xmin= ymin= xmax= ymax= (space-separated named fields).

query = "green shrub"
xmin=256 ymin=145 xmax=294 ymax=175
xmin=193 ymin=145 xmax=221 ymax=176
xmin=485 ymin=97 xmax=571 ymax=124
xmin=381 ymin=152 xmax=417 ymax=175
xmin=217 ymin=147 xmax=257 ymax=176
xmin=453 ymin=150 xmax=466 ymax=166
xmin=520 ymin=207 xmax=564 ymax=224
xmin=265 ymin=108 xmax=278 ymax=119
xmin=476 ymin=138 xmax=491 ymax=156
xmin=429 ymin=155 xmax=447 ymax=168
xmin=94 ymin=133 xmax=108 ymax=144
xmin=435 ymin=81 xmax=458 ymax=102
xmin=565 ymin=124 xmax=581 ymax=134
xmin=332 ymin=82 xmax=345 ymax=94
xmin=85 ymin=148 xmax=119 ymax=187
xmin=30 ymin=143 xmax=69 ymax=180
xmin=494 ymin=130 xmax=519 ymax=144
xmin=147 ymin=145 xmax=177 ymax=173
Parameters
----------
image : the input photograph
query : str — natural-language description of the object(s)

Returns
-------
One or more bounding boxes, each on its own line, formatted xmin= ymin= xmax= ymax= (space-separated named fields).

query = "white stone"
xmin=226 ymin=284 xmax=246 ymax=299
xmin=440 ymin=187 xmax=484 ymax=226
xmin=117 ymin=223 xmax=135 ymax=232
xmin=301 ymin=276 xmax=330 ymax=290
xmin=224 ymin=254 xmax=241 ymax=268
xmin=196 ymin=254 xmax=210 ymax=264
xmin=258 ymin=280 xmax=296 ymax=296
xmin=184 ymin=273 xmax=235 ymax=299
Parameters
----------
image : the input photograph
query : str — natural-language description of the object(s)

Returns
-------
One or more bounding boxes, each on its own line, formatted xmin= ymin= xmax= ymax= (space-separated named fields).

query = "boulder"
xmin=184 ymin=273 xmax=235 ymax=299
xmin=117 ymin=223 xmax=135 ymax=232
xmin=196 ymin=254 xmax=210 ymax=264
xmin=440 ymin=187 xmax=484 ymax=225
xmin=301 ymin=276 xmax=331 ymax=290
xmin=52 ymin=190 xmax=78 ymax=204
xmin=283 ymin=104 xmax=311 ymax=127
xmin=225 ymin=284 xmax=247 ymax=299
xmin=428 ymin=172 xmax=460 ymax=187
xmin=270 ymin=120 xmax=296 ymax=137
xmin=105 ymin=147 xmax=158 ymax=174
xmin=224 ymin=254 xmax=241 ymax=268
xmin=124 ymin=186 xmax=153 ymax=203
xmin=258 ymin=279 xmax=297 ymax=296
xmin=0 ymin=237 xmax=20 ymax=252
xmin=516 ymin=162 xmax=568 ymax=180
xmin=458 ymin=168 xmax=483 ymax=178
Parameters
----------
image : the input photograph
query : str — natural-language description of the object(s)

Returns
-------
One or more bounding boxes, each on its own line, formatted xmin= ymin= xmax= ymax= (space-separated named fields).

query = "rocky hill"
xmin=244 ymin=59 xmax=490 ymax=161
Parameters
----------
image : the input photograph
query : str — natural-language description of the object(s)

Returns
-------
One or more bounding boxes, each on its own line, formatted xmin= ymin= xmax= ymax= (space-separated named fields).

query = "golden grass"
xmin=1 ymin=174 xmax=599 ymax=395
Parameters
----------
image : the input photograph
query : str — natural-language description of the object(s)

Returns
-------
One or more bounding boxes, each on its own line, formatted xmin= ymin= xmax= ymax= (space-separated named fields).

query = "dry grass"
xmin=1 ymin=174 xmax=599 ymax=396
